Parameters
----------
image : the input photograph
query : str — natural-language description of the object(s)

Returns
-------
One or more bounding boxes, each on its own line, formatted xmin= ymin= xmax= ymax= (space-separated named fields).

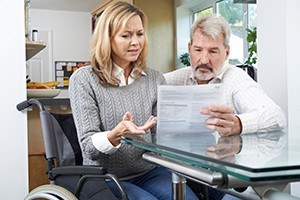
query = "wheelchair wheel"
xmin=24 ymin=184 xmax=78 ymax=200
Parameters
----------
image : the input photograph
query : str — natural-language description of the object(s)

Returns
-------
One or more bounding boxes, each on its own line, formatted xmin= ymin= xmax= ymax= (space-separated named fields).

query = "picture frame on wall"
xmin=55 ymin=61 xmax=89 ymax=89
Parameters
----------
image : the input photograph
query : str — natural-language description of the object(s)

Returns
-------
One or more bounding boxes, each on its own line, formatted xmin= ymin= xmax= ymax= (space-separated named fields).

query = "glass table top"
xmin=122 ymin=130 xmax=300 ymax=182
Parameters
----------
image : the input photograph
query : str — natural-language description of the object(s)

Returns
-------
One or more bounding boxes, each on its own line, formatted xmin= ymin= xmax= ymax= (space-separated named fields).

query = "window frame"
xmin=192 ymin=0 xmax=255 ymax=65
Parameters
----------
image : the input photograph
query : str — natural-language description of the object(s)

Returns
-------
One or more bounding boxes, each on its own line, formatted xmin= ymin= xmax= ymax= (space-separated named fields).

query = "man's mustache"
xmin=195 ymin=64 xmax=213 ymax=72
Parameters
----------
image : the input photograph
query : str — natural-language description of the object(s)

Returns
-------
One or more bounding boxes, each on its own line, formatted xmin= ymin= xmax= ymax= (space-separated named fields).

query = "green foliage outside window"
xmin=194 ymin=7 xmax=213 ymax=19
xmin=218 ymin=0 xmax=243 ymax=26
xmin=245 ymin=27 xmax=257 ymax=65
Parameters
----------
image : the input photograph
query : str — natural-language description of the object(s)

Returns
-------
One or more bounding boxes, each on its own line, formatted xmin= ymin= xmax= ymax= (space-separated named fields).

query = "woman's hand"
xmin=108 ymin=112 xmax=157 ymax=146
xmin=121 ymin=112 xmax=157 ymax=134
xmin=200 ymin=104 xmax=242 ymax=136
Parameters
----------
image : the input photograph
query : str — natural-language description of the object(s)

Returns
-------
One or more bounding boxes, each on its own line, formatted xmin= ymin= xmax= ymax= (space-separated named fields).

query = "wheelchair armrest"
xmin=52 ymin=166 xmax=128 ymax=199
xmin=52 ymin=165 xmax=107 ymax=176
xmin=76 ymin=173 xmax=128 ymax=200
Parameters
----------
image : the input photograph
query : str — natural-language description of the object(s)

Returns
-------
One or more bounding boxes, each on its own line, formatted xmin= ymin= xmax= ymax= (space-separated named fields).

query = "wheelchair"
xmin=17 ymin=98 xmax=128 ymax=200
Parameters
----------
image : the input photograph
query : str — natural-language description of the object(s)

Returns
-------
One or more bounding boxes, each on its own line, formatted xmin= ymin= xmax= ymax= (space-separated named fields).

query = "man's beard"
xmin=192 ymin=64 xmax=224 ymax=81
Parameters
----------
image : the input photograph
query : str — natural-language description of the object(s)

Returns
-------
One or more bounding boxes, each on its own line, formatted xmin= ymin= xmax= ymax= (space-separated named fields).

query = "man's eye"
xmin=195 ymin=49 xmax=202 ymax=52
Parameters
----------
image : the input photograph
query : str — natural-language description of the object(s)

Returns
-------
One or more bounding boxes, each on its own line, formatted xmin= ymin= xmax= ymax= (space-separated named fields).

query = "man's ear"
xmin=225 ymin=45 xmax=230 ymax=60
xmin=188 ymin=41 xmax=191 ymax=54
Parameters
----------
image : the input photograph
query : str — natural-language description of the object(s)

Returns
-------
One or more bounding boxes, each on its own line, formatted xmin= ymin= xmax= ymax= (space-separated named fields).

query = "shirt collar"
xmin=112 ymin=63 xmax=147 ymax=86
xmin=112 ymin=63 xmax=147 ymax=77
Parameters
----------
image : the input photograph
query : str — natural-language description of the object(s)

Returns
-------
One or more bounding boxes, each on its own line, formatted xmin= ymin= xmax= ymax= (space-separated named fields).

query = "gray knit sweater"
xmin=69 ymin=65 xmax=165 ymax=178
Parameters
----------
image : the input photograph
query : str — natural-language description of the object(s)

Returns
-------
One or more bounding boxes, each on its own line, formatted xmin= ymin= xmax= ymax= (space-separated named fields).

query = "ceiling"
xmin=30 ymin=0 xmax=107 ymax=12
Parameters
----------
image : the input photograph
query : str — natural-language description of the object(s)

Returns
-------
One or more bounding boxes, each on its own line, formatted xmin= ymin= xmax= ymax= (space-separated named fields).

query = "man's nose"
xmin=200 ymin=52 xmax=209 ymax=64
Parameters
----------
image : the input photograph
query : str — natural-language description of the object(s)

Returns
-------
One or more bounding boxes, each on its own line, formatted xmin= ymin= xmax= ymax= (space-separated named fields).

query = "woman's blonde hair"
xmin=91 ymin=1 xmax=148 ymax=86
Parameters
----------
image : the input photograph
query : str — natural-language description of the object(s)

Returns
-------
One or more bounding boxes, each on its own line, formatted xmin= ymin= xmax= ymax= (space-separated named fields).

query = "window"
xmin=193 ymin=0 xmax=257 ymax=66
xmin=216 ymin=0 xmax=245 ymax=65
xmin=194 ymin=7 xmax=213 ymax=19
xmin=248 ymin=4 xmax=257 ymax=29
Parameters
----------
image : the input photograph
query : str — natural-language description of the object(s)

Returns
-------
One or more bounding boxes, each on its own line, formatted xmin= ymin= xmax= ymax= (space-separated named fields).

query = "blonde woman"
xmin=69 ymin=1 xmax=198 ymax=199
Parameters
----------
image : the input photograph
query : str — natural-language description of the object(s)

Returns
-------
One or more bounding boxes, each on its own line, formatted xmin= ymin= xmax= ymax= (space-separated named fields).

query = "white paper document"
xmin=157 ymin=84 xmax=222 ymax=134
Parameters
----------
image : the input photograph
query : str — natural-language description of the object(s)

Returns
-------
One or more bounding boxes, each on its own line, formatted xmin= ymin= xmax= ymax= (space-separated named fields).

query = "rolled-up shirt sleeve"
xmin=91 ymin=131 xmax=121 ymax=154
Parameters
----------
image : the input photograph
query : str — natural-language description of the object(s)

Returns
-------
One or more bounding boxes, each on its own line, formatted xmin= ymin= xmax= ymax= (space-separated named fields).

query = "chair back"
xmin=236 ymin=64 xmax=257 ymax=81
xmin=40 ymin=110 xmax=82 ymax=167
xmin=52 ymin=113 xmax=82 ymax=165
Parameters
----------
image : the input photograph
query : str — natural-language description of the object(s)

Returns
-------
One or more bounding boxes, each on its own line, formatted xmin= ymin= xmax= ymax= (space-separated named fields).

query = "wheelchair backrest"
xmin=40 ymin=110 xmax=82 ymax=167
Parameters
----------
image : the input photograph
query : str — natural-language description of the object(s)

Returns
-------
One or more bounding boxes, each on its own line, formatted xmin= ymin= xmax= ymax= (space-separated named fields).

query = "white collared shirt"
xmin=91 ymin=64 xmax=147 ymax=154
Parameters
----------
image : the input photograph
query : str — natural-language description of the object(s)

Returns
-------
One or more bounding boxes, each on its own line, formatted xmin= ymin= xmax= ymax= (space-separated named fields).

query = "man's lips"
xmin=195 ymin=64 xmax=213 ymax=73
xmin=196 ymin=67 xmax=212 ymax=73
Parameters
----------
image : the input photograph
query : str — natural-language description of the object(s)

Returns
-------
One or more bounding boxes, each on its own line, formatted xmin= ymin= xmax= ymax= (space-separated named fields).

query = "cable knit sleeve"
xmin=69 ymin=66 xmax=106 ymax=162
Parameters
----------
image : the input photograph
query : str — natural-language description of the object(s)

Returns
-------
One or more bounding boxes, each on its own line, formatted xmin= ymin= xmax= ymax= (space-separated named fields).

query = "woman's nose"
xmin=130 ymin=35 xmax=138 ymax=45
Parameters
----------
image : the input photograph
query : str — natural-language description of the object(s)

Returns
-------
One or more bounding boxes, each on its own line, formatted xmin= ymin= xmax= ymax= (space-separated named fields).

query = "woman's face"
xmin=111 ymin=15 xmax=145 ymax=69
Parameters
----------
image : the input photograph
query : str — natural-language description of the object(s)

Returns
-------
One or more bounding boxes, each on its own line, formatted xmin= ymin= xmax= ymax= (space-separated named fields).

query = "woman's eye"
xmin=122 ymin=35 xmax=130 ymax=38
xmin=137 ymin=32 xmax=144 ymax=36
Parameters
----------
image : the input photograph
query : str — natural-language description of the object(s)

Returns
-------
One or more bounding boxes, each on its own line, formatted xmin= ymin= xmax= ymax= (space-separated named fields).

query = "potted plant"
xmin=179 ymin=52 xmax=190 ymax=66
xmin=237 ymin=27 xmax=257 ymax=81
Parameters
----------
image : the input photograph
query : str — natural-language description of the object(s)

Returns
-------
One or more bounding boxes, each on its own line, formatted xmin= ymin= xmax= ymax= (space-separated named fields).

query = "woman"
xmin=69 ymin=1 xmax=198 ymax=199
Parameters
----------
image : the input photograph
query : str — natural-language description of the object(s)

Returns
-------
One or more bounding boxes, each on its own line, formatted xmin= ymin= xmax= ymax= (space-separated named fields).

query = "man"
xmin=164 ymin=13 xmax=287 ymax=200
xmin=164 ymin=13 xmax=286 ymax=136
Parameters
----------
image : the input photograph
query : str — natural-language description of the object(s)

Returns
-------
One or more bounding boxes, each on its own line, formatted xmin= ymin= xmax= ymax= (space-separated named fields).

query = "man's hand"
xmin=200 ymin=104 xmax=242 ymax=136
xmin=205 ymin=135 xmax=242 ymax=162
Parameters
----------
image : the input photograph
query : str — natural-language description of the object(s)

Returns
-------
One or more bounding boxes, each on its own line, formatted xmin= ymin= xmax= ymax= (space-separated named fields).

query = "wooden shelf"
xmin=26 ymin=41 xmax=46 ymax=61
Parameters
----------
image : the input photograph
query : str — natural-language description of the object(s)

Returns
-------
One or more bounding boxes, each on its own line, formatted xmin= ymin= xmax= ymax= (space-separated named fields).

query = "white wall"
xmin=31 ymin=9 xmax=91 ymax=61
xmin=286 ymin=0 xmax=300 ymax=196
xmin=0 ymin=0 xmax=28 ymax=199
xmin=286 ymin=1 xmax=300 ymax=138
xmin=30 ymin=9 xmax=91 ymax=97
xmin=257 ymin=0 xmax=288 ymax=115
xmin=258 ymin=0 xmax=300 ymax=196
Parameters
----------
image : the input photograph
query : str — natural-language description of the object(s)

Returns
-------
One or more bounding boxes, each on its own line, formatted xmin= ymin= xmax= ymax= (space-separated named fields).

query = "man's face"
xmin=188 ymin=28 xmax=230 ymax=83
